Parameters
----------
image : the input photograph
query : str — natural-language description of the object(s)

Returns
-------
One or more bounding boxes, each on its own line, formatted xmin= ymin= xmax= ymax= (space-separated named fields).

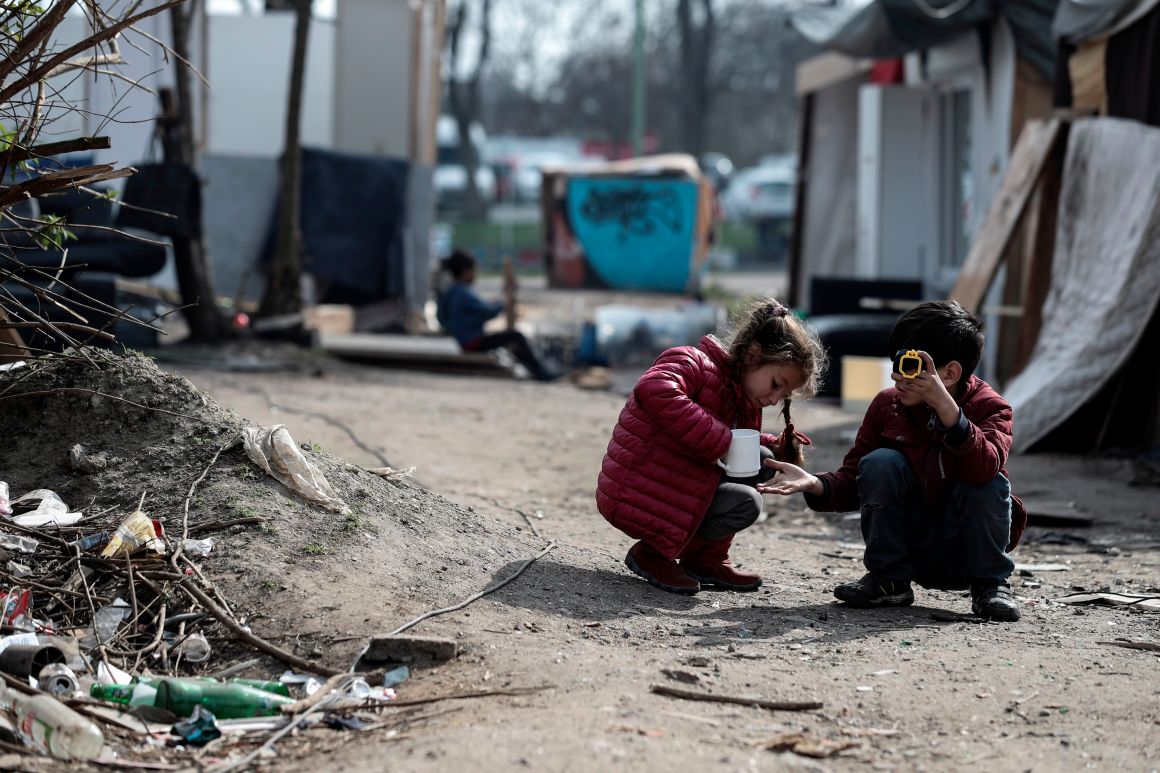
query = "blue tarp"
xmin=263 ymin=147 xmax=409 ymax=305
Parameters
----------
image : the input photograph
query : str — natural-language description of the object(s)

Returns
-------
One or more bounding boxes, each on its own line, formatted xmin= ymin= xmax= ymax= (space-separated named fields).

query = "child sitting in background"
xmin=436 ymin=249 xmax=558 ymax=382
xmin=596 ymin=299 xmax=825 ymax=595
xmin=762 ymin=301 xmax=1026 ymax=622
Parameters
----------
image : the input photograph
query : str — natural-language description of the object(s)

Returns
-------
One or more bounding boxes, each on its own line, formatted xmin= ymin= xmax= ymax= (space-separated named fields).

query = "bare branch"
xmin=0 ymin=0 xmax=185 ymax=105
xmin=45 ymin=51 xmax=124 ymax=79
xmin=0 ymin=136 xmax=110 ymax=167
xmin=0 ymin=0 xmax=80 ymax=85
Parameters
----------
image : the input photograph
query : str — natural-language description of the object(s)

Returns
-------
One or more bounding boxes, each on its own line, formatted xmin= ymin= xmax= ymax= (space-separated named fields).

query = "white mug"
xmin=716 ymin=429 xmax=761 ymax=477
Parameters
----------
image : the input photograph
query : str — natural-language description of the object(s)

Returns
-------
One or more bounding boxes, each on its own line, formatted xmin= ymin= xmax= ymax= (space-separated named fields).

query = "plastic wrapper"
xmin=101 ymin=510 xmax=166 ymax=558
xmin=242 ymin=425 xmax=350 ymax=514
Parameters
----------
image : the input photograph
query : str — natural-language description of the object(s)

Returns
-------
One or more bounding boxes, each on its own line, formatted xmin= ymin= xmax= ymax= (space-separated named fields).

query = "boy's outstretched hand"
xmin=757 ymin=459 xmax=825 ymax=497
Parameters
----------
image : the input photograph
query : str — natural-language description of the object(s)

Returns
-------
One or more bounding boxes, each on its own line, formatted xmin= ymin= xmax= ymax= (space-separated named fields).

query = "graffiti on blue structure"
xmin=567 ymin=177 xmax=699 ymax=293
xmin=577 ymin=184 xmax=682 ymax=241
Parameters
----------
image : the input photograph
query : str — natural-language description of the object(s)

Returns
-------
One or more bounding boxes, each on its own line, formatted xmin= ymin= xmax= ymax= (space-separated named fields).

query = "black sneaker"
xmin=834 ymin=573 xmax=914 ymax=608
xmin=972 ymin=583 xmax=1021 ymax=622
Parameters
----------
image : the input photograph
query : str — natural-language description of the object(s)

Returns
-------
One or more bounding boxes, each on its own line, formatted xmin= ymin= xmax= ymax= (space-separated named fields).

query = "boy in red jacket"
xmin=763 ymin=301 xmax=1025 ymax=621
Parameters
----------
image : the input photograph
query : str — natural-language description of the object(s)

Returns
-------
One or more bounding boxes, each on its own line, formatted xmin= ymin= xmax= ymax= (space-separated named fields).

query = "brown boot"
xmin=625 ymin=541 xmax=700 ymax=595
xmin=680 ymin=534 xmax=762 ymax=591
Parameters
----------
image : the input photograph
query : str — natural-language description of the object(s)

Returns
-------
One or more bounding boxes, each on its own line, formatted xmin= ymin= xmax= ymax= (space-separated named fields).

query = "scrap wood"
xmin=840 ymin=726 xmax=900 ymax=738
xmin=513 ymin=507 xmax=543 ymax=539
xmin=1052 ymin=592 xmax=1160 ymax=610
xmin=650 ymin=685 xmax=822 ymax=712
xmin=1097 ymin=640 xmax=1160 ymax=652
xmin=188 ymin=517 xmax=268 ymax=536
xmin=387 ymin=685 xmax=553 ymax=708
xmin=91 ymin=759 xmax=178 ymax=770
xmin=758 ymin=732 xmax=859 ymax=758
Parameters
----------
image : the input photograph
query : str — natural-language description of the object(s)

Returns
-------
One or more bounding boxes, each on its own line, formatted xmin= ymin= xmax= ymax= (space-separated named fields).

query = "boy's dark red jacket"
xmin=596 ymin=336 xmax=781 ymax=559
xmin=806 ymin=375 xmax=1027 ymax=550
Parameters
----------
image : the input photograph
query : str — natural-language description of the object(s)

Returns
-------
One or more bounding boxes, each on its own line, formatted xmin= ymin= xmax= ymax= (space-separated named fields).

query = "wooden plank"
xmin=1015 ymin=122 xmax=1069 ymax=374
xmin=320 ymin=332 xmax=508 ymax=370
xmin=949 ymin=119 xmax=1065 ymax=312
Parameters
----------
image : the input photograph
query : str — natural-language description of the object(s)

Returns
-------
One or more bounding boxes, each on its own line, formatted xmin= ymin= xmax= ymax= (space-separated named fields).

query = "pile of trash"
xmin=0 ymin=466 xmax=428 ymax=768
xmin=0 ymin=353 xmax=451 ymax=768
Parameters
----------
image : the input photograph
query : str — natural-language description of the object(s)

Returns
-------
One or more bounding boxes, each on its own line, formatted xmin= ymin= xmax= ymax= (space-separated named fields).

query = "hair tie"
xmin=771 ymin=302 xmax=789 ymax=318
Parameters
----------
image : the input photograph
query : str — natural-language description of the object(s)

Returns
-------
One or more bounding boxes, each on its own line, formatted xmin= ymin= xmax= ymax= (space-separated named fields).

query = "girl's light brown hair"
xmin=727 ymin=298 xmax=827 ymax=466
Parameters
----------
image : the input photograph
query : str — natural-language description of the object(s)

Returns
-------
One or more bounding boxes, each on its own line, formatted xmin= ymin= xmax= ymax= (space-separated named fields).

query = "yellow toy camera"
xmin=893 ymin=349 xmax=923 ymax=379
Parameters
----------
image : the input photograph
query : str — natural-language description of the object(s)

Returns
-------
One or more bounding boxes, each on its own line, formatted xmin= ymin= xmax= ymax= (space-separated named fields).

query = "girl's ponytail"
xmin=776 ymin=397 xmax=809 ymax=466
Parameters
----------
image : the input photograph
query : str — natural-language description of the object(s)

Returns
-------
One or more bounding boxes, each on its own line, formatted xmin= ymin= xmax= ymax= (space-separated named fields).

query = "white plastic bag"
xmin=8 ymin=489 xmax=82 ymax=527
xmin=242 ymin=425 xmax=350 ymax=514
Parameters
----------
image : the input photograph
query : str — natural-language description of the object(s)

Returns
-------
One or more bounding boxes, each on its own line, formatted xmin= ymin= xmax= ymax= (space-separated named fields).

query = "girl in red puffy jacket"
xmin=596 ymin=299 xmax=826 ymax=594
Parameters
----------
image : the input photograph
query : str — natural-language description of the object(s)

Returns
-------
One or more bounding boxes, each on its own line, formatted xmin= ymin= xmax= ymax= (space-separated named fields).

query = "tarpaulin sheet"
xmin=263 ymin=147 xmax=409 ymax=305
xmin=791 ymin=0 xmax=1060 ymax=81
xmin=1004 ymin=119 xmax=1160 ymax=452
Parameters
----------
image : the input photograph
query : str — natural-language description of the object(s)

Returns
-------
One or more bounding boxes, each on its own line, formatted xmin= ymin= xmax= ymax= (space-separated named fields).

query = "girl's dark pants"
xmin=698 ymin=446 xmax=776 ymax=540
xmin=856 ymin=448 xmax=1014 ymax=589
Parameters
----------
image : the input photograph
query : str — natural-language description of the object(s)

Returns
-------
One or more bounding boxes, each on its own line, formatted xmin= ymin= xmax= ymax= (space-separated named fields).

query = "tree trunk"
xmin=257 ymin=0 xmax=310 ymax=318
xmin=166 ymin=1 xmax=226 ymax=341
xmin=446 ymin=0 xmax=491 ymax=221
xmin=678 ymin=0 xmax=714 ymax=158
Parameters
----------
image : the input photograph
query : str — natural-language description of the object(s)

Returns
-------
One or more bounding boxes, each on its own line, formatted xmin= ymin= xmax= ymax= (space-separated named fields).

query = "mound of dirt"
xmin=0 ymin=351 xmax=547 ymax=675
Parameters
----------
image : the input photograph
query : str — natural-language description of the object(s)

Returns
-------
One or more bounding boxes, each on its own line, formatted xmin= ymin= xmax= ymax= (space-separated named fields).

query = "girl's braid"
xmin=777 ymin=398 xmax=805 ymax=466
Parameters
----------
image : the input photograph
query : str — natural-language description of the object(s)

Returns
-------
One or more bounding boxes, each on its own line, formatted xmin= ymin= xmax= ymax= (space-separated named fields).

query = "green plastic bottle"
xmin=154 ymin=679 xmax=293 ymax=719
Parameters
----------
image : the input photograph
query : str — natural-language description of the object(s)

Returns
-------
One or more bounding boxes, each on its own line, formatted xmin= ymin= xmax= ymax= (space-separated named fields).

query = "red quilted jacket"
xmin=806 ymin=375 xmax=1027 ymax=550
xmin=596 ymin=336 xmax=780 ymax=559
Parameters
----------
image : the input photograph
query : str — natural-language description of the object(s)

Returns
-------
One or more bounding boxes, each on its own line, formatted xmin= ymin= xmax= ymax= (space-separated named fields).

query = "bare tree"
xmin=166 ymin=0 xmax=229 ymax=341
xmin=257 ymin=0 xmax=311 ymax=318
xmin=446 ymin=0 xmax=493 ymax=220
xmin=0 ymin=0 xmax=193 ymax=357
xmin=677 ymin=0 xmax=716 ymax=159
xmin=480 ymin=2 xmax=813 ymax=165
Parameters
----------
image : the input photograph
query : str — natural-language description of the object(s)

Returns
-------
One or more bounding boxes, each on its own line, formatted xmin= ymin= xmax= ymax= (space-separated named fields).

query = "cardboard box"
xmin=841 ymin=355 xmax=894 ymax=415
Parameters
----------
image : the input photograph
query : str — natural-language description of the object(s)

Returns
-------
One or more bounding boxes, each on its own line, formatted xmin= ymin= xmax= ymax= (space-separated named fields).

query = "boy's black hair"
xmin=440 ymin=249 xmax=477 ymax=280
xmin=887 ymin=300 xmax=984 ymax=381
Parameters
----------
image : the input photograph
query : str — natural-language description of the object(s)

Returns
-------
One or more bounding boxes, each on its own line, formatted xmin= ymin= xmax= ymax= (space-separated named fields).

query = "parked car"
xmin=720 ymin=163 xmax=795 ymax=221
xmin=699 ymin=152 xmax=734 ymax=191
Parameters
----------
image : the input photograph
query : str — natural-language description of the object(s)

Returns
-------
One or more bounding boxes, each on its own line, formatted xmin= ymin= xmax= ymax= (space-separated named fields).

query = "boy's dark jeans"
xmin=856 ymin=448 xmax=1014 ymax=589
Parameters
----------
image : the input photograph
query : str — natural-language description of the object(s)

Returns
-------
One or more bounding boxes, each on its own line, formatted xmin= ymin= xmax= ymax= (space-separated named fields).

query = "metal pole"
xmin=632 ymin=0 xmax=645 ymax=157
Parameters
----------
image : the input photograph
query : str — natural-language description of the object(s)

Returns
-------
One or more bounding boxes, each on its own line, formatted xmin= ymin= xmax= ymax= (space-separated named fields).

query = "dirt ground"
xmin=5 ymin=269 xmax=1153 ymax=771
xmin=154 ymin=329 xmax=1160 ymax=772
